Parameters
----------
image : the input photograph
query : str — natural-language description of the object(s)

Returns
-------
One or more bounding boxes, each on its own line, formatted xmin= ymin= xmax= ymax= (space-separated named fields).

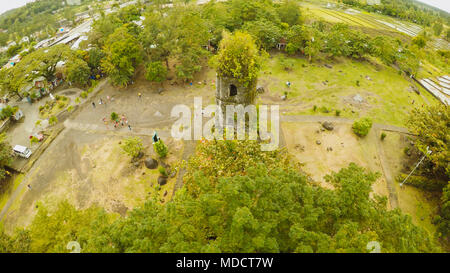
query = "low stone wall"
xmin=0 ymin=118 xmax=11 ymax=134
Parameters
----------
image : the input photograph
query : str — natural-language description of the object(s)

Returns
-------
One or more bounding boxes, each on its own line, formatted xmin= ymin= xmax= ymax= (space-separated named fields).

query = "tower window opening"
xmin=230 ymin=84 xmax=237 ymax=96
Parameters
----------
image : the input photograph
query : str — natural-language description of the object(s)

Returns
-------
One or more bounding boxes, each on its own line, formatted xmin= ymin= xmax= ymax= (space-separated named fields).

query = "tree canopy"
xmin=101 ymin=26 xmax=143 ymax=87
xmin=0 ymin=140 xmax=440 ymax=253
xmin=211 ymin=31 xmax=263 ymax=87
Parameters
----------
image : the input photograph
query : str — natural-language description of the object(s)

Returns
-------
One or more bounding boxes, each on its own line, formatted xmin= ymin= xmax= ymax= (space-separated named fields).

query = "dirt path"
xmin=374 ymin=127 xmax=399 ymax=209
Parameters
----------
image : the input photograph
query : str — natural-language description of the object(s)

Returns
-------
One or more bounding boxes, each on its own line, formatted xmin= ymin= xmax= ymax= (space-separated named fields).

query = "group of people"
xmin=102 ymin=114 xmax=132 ymax=131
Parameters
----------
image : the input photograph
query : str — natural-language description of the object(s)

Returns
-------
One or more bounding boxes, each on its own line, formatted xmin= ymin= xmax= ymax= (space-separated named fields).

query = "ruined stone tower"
xmin=215 ymin=75 xmax=258 ymax=118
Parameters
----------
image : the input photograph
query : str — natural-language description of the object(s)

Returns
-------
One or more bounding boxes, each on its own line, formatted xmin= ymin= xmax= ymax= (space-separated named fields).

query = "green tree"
xmin=66 ymin=58 xmax=90 ymax=86
xmin=352 ymin=117 xmax=373 ymax=137
xmin=86 ymin=47 xmax=105 ymax=71
xmin=432 ymin=22 xmax=443 ymax=36
xmin=0 ymin=133 xmax=13 ymax=181
xmin=276 ymin=0 xmax=302 ymax=26
xmin=101 ymin=26 xmax=143 ymax=86
xmin=242 ymin=19 xmax=283 ymax=50
xmin=153 ymin=139 xmax=168 ymax=158
xmin=211 ymin=31 xmax=263 ymax=87
xmin=412 ymin=34 xmax=427 ymax=49
xmin=408 ymin=105 xmax=449 ymax=178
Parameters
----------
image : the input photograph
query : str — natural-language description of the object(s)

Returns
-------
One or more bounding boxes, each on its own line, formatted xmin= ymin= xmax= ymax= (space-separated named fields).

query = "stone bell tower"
xmin=215 ymin=75 xmax=258 ymax=119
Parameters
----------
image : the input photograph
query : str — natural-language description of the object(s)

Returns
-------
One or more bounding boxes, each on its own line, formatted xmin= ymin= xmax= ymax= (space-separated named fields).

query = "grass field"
xmin=258 ymin=53 xmax=439 ymax=126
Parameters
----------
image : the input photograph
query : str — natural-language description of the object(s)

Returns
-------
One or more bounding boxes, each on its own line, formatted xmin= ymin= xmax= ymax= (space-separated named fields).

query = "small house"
xmin=277 ymin=38 xmax=287 ymax=51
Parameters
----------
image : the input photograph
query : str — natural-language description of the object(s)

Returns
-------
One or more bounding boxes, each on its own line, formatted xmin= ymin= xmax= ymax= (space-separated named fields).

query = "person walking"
xmin=128 ymin=124 xmax=132 ymax=131
xmin=138 ymin=92 xmax=142 ymax=100
xmin=92 ymin=102 xmax=96 ymax=108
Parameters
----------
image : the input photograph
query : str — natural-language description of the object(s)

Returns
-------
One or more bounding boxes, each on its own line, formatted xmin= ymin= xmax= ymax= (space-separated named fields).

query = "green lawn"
xmin=258 ymin=53 xmax=439 ymax=126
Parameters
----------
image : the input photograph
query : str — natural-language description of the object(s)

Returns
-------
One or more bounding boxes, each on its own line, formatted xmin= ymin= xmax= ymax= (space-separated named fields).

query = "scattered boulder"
xmin=327 ymin=147 xmax=333 ymax=152
xmin=365 ymin=75 xmax=372 ymax=81
xmin=256 ymin=86 xmax=265 ymax=93
xmin=157 ymin=87 xmax=164 ymax=94
xmin=154 ymin=111 xmax=163 ymax=117
xmin=316 ymin=140 xmax=321 ymax=145
xmin=324 ymin=64 xmax=333 ymax=69
xmin=322 ymin=121 xmax=334 ymax=131
xmin=133 ymin=161 xmax=140 ymax=167
xmin=158 ymin=176 xmax=168 ymax=186
xmin=145 ymin=158 xmax=158 ymax=169
xmin=164 ymin=191 xmax=168 ymax=197
xmin=281 ymin=94 xmax=287 ymax=101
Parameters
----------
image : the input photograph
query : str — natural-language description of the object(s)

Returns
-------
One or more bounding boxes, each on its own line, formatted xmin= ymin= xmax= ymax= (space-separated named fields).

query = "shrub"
xmin=67 ymin=106 xmax=74 ymax=112
xmin=319 ymin=106 xmax=330 ymax=113
xmin=381 ymin=132 xmax=387 ymax=141
xmin=49 ymin=116 xmax=58 ymax=125
xmin=335 ymin=110 xmax=341 ymax=116
xmin=153 ymin=139 xmax=168 ymax=158
xmin=110 ymin=112 xmax=119 ymax=121
xmin=352 ymin=117 xmax=372 ymax=137
xmin=120 ymin=137 xmax=143 ymax=159
xmin=313 ymin=105 xmax=317 ymax=112
xmin=75 ymin=97 xmax=81 ymax=104
xmin=80 ymin=91 xmax=88 ymax=99
xmin=158 ymin=166 xmax=167 ymax=177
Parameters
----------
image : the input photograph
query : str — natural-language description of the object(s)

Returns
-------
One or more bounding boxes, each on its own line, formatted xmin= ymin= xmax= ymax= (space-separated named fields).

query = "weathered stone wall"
xmin=215 ymin=75 xmax=257 ymax=115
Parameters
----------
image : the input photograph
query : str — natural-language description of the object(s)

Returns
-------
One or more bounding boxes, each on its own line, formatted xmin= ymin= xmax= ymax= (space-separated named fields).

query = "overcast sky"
xmin=0 ymin=0 xmax=449 ymax=17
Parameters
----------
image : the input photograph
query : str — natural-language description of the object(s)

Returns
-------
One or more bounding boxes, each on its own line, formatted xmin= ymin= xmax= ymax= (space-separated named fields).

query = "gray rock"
xmin=256 ymin=86 xmax=265 ymax=93
xmin=281 ymin=95 xmax=287 ymax=101
xmin=324 ymin=64 xmax=333 ymax=69
xmin=158 ymin=176 xmax=168 ymax=186
xmin=316 ymin=140 xmax=321 ymax=145
xmin=145 ymin=158 xmax=158 ymax=169
xmin=322 ymin=121 xmax=334 ymax=131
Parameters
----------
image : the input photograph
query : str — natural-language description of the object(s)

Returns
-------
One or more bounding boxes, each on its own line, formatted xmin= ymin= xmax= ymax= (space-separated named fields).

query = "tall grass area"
xmin=259 ymin=54 xmax=439 ymax=126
